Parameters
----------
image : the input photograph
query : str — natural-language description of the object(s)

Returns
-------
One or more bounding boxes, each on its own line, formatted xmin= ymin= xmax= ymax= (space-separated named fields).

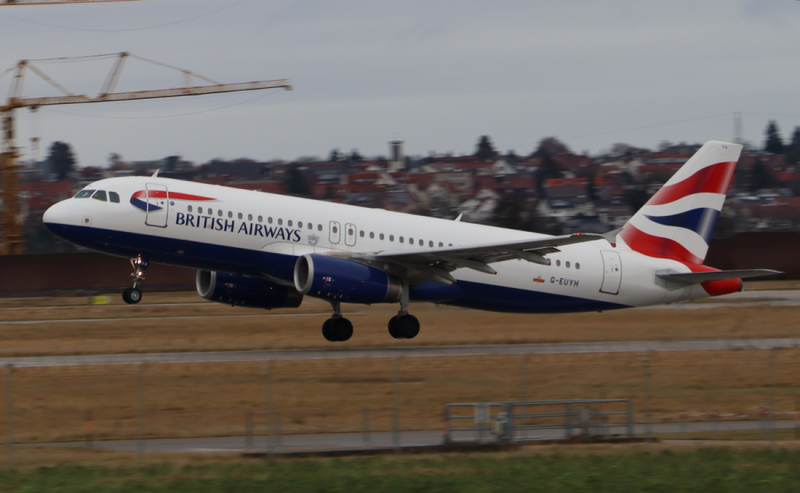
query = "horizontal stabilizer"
xmin=656 ymin=269 xmax=782 ymax=284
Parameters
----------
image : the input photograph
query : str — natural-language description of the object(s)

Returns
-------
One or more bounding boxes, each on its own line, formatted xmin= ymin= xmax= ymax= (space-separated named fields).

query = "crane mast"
xmin=0 ymin=53 xmax=292 ymax=255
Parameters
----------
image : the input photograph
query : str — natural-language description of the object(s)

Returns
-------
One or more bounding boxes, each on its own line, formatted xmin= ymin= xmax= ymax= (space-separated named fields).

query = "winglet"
xmin=454 ymin=214 xmax=463 ymax=222
xmin=152 ymin=169 xmax=159 ymax=178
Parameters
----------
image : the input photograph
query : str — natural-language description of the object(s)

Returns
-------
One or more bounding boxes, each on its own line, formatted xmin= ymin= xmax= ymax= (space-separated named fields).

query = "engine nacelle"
xmin=196 ymin=270 xmax=303 ymax=309
xmin=293 ymin=254 xmax=403 ymax=304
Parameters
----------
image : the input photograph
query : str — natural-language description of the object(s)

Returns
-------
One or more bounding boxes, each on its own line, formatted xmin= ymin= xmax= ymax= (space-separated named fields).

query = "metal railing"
xmin=442 ymin=399 xmax=634 ymax=444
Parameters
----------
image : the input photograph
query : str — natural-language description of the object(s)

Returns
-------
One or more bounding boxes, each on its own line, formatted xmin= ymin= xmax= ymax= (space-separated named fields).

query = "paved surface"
xmin=2 ymin=338 xmax=800 ymax=368
xmin=29 ymin=421 xmax=795 ymax=453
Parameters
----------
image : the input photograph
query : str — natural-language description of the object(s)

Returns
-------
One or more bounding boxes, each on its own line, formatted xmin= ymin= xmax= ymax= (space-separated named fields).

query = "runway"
xmin=30 ymin=420 xmax=795 ymax=454
xmin=2 ymin=338 xmax=799 ymax=367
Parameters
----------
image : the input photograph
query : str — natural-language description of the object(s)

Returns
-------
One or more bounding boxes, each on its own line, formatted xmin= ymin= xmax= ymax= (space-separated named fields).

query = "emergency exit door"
xmin=600 ymin=250 xmax=622 ymax=295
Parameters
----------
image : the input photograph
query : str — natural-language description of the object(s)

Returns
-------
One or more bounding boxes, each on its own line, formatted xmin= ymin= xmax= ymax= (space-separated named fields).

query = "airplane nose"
xmin=43 ymin=200 xmax=71 ymax=229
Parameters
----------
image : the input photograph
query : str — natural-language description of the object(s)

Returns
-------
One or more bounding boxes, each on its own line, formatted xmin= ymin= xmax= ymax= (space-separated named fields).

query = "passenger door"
xmin=144 ymin=183 xmax=169 ymax=228
xmin=345 ymin=223 xmax=357 ymax=247
xmin=329 ymin=221 xmax=341 ymax=245
xmin=599 ymin=250 xmax=622 ymax=295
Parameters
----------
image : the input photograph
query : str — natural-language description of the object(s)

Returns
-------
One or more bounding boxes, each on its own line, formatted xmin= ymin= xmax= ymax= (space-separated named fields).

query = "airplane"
xmin=42 ymin=140 xmax=779 ymax=342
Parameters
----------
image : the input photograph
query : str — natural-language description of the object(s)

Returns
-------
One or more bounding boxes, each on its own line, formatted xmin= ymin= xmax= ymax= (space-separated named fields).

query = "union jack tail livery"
xmin=618 ymin=140 xmax=742 ymax=265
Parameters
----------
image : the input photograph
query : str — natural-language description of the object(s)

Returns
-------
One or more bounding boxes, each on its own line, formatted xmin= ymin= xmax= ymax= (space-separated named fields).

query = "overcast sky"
xmin=1 ymin=0 xmax=800 ymax=167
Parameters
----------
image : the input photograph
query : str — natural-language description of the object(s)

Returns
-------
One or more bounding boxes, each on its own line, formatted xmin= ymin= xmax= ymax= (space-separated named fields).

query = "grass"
xmin=2 ymin=349 xmax=800 ymax=444
xmin=1 ymin=289 xmax=800 ymax=357
xmin=2 ymin=445 xmax=800 ymax=491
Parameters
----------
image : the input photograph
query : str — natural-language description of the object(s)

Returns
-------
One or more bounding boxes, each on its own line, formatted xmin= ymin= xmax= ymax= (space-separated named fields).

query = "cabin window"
xmin=388 ymin=234 xmax=393 ymax=241
xmin=317 ymin=224 xmax=323 ymax=231
xmin=218 ymin=210 xmax=223 ymax=217
xmin=399 ymin=236 xmax=404 ymax=243
xmin=188 ymin=205 xmax=193 ymax=212
xmin=381 ymin=233 xmax=386 ymax=240
xmin=268 ymin=217 xmax=273 ymax=224
xmin=566 ymin=261 xmax=571 ymax=268
xmin=198 ymin=207 xmax=203 ymax=214
xmin=429 ymin=241 xmax=434 ymax=247
xmin=308 ymin=223 xmax=313 ymax=230
xmin=238 ymin=213 xmax=243 ymax=219
xmin=109 ymin=192 xmax=120 ymax=203
xmin=449 ymin=243 xmax=453 ymax=247
xmin=332 ymin=225 xmax=338 ymax=234
xmin=359 ymin=230 xmax=365 ymax=238
xmin=74 ymin=190 xmax=95 ymax=199
xmin=370 ymin=232 xmax=375 ymax=239
xmin=419 ymin=239 xmax=424 ymax=246
xmin=208 ymin=209 xmax=213 ymax=216
xmin=278 ymin=218 xmax=283 ymax=226
xmin=438 ymin=242 xmax=443 ymax=247
xmin=556 ymin=260 xmax=561 ymax=267
xmin=409 ymin=237 xmax=413 ymax=244
xmin=258 ymin=216 xmax=263 ymax=223
xmin=298 ymin=221 xmax=303 ymax=228
xmin=228 ymin=211 xmax=233 ymax=218
xmin=288 ymin=220 xmax=293 ymax=227
xmin=576 ymin=263 xmax=581 ymax=270
xmin=92 ymin=190 xmax=107 ymax=202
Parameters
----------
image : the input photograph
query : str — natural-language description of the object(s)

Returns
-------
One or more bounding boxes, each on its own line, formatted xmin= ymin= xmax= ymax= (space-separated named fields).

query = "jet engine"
xmin=196 ymin=270 xmax=303 ymax=309
xmin=293 ymin=254 xmax=403 ymax=304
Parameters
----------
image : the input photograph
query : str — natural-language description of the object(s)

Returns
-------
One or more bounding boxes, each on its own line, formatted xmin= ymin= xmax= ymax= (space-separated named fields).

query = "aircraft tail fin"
xmin=618 ymin=140 xmax=742 ymax=264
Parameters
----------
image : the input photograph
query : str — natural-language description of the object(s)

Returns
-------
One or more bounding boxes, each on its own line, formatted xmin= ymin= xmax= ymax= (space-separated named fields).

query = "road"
xmin=1 ymin=338 xmax=799 ymax=367
xmin=29 ymin=420 xmax=796 ymax=454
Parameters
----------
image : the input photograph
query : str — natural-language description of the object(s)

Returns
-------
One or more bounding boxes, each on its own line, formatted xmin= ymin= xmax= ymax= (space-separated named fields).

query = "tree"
xmin=474 ymin=135 xmax=497 ymax=160
xmin=47 ymin=141 xmax=76 ymax=181
xmin=328 ymin=148 xmax=342 ymax=162
xmin=531 ymin=137 xmax=570 ymax=158
xmin=283 ymin=164 xmax=311 ymax=196
xmin=750 ymin=160 xmax=777 ymax=191
xmin=534 ymin=155 xmax=563 ymax=192
xmin=785 ymin=126 xmax=800 ymax=166
xmin=764 ymin=120 xmax=783 ymax=154
xmin=348 ymin=149 xmax=364 ymax=162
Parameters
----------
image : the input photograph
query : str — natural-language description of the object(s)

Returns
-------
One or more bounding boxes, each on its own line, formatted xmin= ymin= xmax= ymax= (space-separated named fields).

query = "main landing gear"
xmin=122 ymin=255 xmax=148 ymax=305
xmin=322 ymin=302 xmax=353 ymax=342
xmin=387 ymin=287 xmax=420 ymax=339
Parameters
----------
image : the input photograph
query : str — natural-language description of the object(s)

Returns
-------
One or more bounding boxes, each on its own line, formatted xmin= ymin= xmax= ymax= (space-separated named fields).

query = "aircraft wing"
xmin=352 ymin=233 xmax=606 ymax=283
xmin=656 ymin=269 xmax=782 ymax=284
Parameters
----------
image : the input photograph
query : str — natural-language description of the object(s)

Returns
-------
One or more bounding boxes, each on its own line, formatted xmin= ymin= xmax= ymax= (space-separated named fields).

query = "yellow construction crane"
xmin=1 ymin=1 xmax=141 ymax=5
xmin=0 ymin=52 xmax=291 ymax=255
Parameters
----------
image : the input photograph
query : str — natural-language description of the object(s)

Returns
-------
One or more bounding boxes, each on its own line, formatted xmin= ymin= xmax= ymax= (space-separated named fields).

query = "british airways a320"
xmin=43 ymin=141 xmax=779 ymax=342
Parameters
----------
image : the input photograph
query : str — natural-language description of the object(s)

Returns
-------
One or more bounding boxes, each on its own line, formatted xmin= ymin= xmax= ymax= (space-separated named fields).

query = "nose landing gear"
xmin=322 ymin=302 xmax=353 ymax=342
xmin=122 ymin=255 xmax=149 ymax=304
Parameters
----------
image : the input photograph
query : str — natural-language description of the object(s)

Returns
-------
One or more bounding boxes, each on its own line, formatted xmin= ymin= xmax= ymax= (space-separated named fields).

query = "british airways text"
xmin=175 ymin=213 xmax=301 ymax=242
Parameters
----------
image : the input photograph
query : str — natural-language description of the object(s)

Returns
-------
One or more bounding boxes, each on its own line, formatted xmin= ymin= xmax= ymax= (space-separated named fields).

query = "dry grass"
xmin=1 ymin=288 xmax=800 ymax=357
xmin=1 ymin=349 xmax=799 ymax=445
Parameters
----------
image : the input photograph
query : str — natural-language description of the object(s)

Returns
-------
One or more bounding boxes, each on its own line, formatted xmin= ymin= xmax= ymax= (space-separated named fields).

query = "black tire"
xmin=388 ymin=316 xmax=404 ymax=339
xmin=396 ymin=314 xmax=420 ymax=339
xmin=322 ymin=319 xmax=337 ymax=342
xmin=128 ymin=288 xmax=142 ymax=304
xmin=334 ymin=318 xmax=353 ymax=342
xmin=123 ymin=287 xmax=142 ymax=305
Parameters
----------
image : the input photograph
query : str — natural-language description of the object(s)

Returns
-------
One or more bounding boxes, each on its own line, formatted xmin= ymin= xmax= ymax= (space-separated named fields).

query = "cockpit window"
xmin=74 ymin=190 xmax=95 ymax=199
xmin=109 ymin=192 xmax=120 ymax=203
xmin=92 ymin=190 xmax=108 ymax=202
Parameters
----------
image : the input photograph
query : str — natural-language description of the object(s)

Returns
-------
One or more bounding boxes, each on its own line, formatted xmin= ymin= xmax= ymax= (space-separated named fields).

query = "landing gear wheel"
xmin=322 ymin=317 xmax=353 ymax=342
xmin=123 ymin=287 xmax=142 ymax=305
xmin=388 ymin=316 xmax=403 ymax=339
xmin=388 ymin=314 xmax=420 ymax=339
xmin=396 ymin=314 xmax=420 ymax=339
xmin=333 ymin=318 xmax=353 ymax=342
xmin=322 ymin=319 xmax=336 ymax=342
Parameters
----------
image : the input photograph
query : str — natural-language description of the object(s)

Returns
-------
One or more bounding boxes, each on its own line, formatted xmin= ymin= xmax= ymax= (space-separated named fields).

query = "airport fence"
xmin=1 ymin=348 xmax=800 ymax=466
